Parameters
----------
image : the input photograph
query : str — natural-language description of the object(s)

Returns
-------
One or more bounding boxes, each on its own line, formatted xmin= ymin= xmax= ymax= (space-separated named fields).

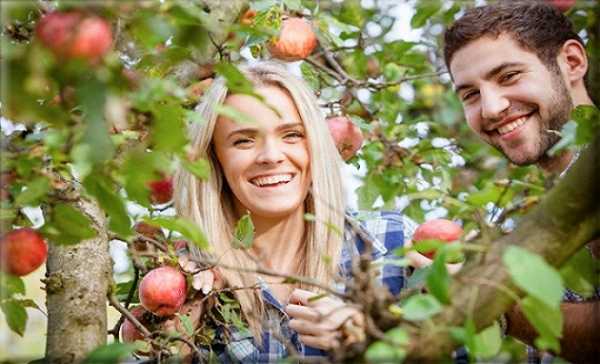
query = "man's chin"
xmin=502 ymin=149 xmax=543 ymax=166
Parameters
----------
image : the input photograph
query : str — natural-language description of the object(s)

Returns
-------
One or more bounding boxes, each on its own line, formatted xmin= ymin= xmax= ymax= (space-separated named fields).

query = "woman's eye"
xmin=283 ymin=131 xmax=304 ymax=141
xmin=233 ymin=138 xmax=253 ymax=146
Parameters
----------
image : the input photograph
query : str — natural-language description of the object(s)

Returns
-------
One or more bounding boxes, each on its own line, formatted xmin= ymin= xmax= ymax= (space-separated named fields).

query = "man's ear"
xmin=557 ymin=39 xmax=588 ymax=85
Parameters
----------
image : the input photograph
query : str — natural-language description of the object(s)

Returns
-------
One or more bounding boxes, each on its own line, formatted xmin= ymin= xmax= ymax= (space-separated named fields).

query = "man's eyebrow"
xmin=454 ymin=62 xmax=524 ymax=94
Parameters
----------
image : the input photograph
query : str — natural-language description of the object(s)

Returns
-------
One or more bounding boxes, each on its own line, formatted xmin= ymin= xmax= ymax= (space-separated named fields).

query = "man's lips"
xmin=487 ymin=111 xmax=535 ymax=136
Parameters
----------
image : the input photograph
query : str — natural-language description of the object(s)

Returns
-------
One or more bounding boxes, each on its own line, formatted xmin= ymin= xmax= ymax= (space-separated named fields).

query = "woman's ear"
xmin=557 ymin=39 xmax=589 ymax=85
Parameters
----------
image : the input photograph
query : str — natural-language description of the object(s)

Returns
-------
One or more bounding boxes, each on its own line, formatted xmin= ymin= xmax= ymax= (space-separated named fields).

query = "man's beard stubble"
xmin=500 ymin=70 xmax=573 ymax=166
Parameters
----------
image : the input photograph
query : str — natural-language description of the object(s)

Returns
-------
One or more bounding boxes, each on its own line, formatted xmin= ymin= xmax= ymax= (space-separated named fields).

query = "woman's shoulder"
xmin=345 ymin=210 xmax=416 ymax=243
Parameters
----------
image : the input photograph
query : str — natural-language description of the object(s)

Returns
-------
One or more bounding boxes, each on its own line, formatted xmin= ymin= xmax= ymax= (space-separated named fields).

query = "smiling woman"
xmin=171 ymin=61 xmax=412 ymax=363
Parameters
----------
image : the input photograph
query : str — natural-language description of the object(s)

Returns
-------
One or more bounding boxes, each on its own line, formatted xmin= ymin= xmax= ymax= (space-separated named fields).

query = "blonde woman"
xmin=171 ymin=61 xmax=412 ymax=363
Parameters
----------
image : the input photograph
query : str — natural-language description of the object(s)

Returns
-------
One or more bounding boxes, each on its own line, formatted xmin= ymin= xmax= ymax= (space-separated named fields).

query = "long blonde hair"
xmin=173 ymin=61 xmax=345 ymax=339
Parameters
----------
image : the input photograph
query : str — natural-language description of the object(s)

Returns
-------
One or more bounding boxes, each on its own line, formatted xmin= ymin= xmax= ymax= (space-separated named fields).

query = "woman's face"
xmin=212 ymin=84 xmax=311 ymax=220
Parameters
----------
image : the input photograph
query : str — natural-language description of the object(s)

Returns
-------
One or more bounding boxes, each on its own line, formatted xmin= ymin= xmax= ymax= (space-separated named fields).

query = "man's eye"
xmin=462 ymin=91 xmax=479 ymax=102
xmin=500 ymin=71 xmax=519 ymax=83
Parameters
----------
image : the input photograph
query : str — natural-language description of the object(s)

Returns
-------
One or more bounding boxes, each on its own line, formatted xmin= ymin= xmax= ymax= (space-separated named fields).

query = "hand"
xmin=285 ymin=289 xmax=365 ymax=351
xmin=404 ymin=239 xmax=463 ymax=275
xmin=161 ymin=293 xmax=205 ymax=364
xmin=177 ymin=248 xmax=224 ymax=294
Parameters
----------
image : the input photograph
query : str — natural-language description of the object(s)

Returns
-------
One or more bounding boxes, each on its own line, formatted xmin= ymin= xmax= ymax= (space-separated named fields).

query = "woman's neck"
xmin=250 ymin=209 xmax=306 ymax=275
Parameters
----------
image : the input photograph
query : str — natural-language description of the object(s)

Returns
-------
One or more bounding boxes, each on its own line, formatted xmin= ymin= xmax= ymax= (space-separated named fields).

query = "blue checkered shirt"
xmin=194 ymin=210 xmax=413 ymax=363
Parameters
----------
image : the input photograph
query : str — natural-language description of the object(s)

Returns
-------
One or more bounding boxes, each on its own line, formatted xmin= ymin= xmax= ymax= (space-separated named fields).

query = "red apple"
xmin=36 ymin=11 xmax=112 ymax=63
xmin=269 ymin=17 xmax=318 ymax=61
xmin=546 ymin=0 xmax=576 ymax=12
xmin=326 ymin=116 xmax=364 ymax=161
xmin=0 ymin=228 xmax=48 ymax=276
xmin=139 ymin=266 xmax=187 ymax=317
xmin=147 ymin=176 xmax=173 ymax=204
xmin=413 ymin=219 xmax=463 ymax=259
xmin=120 ymin=306 xmax=148 ymax=343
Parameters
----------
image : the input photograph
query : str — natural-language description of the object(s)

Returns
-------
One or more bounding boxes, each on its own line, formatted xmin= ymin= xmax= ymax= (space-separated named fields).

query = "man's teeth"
xmin=497 ymin=116 xmax=527 ymax=135
xmin=251 ymin=174 xmax=293 ymax=187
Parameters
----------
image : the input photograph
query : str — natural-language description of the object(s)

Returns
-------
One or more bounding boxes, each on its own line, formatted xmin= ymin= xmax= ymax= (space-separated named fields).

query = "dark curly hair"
xmin=443 ymin=1 xmax=585 ymax=75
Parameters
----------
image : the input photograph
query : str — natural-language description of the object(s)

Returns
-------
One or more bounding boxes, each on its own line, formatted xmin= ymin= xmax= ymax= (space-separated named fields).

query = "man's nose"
xmin=480 ymin=88 xmax=509 ymax=120
xmin=256 ymin=139 xmax=285 ymax=164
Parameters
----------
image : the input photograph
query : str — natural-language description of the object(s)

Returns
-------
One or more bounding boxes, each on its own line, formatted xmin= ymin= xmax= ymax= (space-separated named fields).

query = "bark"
xmin=44 ymin=1 xmax=249 ymax=361
xmin=45 ymin=197 xmax=111 ymax=363
xmin=405 ymin=131 xmax=600 ymax=360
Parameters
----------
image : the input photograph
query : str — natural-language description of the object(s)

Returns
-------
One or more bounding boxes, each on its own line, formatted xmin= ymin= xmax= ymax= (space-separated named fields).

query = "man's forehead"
xmin=449 ymin=33 xmax=532 ymax=84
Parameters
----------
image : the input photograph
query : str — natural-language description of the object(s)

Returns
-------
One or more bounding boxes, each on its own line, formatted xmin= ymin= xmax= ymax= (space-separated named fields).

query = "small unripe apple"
xmin=0 ymin=228 xmax=48 ymax=276
xmin=413 ymin=219 xmax=463 ymax=259
xmin=139 ymin=266 xmax=187 ymax=317
xmin=326 ymin=116 xmax=364 ymax=161
xmin=36 ymin=11 xmax=112 ymax=63
xmin=546 ymin=0 xmax=576 ymax=12
xmin=269 ymin=17 xmax=318 ymax=61
xmin=147 ymin=176 xmax=173 ymax=204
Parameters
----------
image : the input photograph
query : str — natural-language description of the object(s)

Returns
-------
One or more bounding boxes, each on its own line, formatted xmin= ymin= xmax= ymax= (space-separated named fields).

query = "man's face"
xmin=449 ymin=33 xmax=573 ymax=165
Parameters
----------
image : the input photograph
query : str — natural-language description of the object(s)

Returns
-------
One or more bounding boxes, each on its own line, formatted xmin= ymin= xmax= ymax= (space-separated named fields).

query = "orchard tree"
xmin=1 ymin=0 xmax=599 ymax=363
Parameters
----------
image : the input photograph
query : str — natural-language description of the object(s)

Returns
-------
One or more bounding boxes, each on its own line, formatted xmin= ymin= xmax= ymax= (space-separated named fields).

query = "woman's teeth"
xmin=250 ymin=174 xmax=293 ymax=187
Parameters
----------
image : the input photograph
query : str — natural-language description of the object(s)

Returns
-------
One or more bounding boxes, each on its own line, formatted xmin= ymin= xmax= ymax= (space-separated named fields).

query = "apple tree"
xmin=1 ymin=0 xmax=599 ymax=362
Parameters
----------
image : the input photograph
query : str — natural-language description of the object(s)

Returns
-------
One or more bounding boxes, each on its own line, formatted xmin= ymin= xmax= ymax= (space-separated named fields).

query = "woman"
xmin=172 ymin=61 xmax=413 ymax=363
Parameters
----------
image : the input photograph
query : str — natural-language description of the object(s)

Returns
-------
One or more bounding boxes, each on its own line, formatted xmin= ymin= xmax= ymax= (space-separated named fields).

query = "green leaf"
xmin=425 ymin=249 xmax=450 ymax=304
xmin=233 ymin=213 xmax=254 ymax=249
xmin=1 ymin=300 xmax=27 ymax=336
xmin=548 ymin=121 xmax=577 ymax=156
xmin=503 ymin=246 xmax=564 ymax=308
xmin=472 ymin=322 xmax=502 ymax=359
xmin=151 ymin=102 xmax=188 ymax=154
xmin=82 ymin=342 xmax=137 ymax=364
xmin=572 ymin=105 xmax=600 ymax=144
xmin=178 ymin=313 xmax=194 ymax=336
xmin=76 ymin=79 xmax=114 ymax=168
xmin=14 ymin=176 xmax=50 ymax=206
xmin=560 ymin=248 xmax=599 ymax=298
xmin=45 ymin=203 xmax=97 ymax=245
xmin=214 ymin=62 xmax=260 ymax=97
xmin=411 ymin=0 xmax=441 ymax=28
xmin=83 ymin=171 xmax=132 ymax=237
xmin=521 ymin=296 xmax=563 ymax=352
xmin=0 ymin=272 xmax=25 ymax=299
xmin=122 ymin=148 xmax=166 ymax=206
xmin=145 ymin=216 xmax=208 ymax=250
xmin=401 ymin=294 xmax=442 ymax=321
xmin=180 ymin=157 xmax=211 ymax=181
xmin=365 ymin=341 xmax=406 ymax=363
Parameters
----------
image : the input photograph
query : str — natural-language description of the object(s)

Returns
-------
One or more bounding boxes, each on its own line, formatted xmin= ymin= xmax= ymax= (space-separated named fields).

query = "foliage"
xmin=1 ymin=0 xmax=598 ymax=362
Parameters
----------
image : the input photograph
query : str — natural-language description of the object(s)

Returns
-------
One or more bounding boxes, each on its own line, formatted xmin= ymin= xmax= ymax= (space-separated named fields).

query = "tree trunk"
xmin=405 ymin=131 xmax=600 ymax=360
xmin=45 ymin=197 xmax=111 ymax=363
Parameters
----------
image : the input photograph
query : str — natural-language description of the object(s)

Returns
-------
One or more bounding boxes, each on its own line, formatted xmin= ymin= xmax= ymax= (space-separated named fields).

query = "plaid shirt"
xmin=195 ymin=210 xmax=413 ymax=363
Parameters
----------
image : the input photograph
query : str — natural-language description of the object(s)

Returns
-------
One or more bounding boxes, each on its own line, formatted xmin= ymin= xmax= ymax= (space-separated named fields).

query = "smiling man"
xmin=443 ymin=1 xmax=599 ymax=363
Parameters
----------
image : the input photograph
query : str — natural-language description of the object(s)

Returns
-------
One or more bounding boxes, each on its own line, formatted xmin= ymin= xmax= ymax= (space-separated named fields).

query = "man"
xmin=443 ymin=1 xmax=599 ymax=363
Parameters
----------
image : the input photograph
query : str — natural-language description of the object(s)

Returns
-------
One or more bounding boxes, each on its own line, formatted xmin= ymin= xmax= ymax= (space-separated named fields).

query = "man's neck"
xmin=538 ymin=149 xmax=575 ymax=175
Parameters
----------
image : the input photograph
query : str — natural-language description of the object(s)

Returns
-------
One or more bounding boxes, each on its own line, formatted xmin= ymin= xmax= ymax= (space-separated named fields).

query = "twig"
xmin=107 ymin=292 xmax=152 ymax=338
